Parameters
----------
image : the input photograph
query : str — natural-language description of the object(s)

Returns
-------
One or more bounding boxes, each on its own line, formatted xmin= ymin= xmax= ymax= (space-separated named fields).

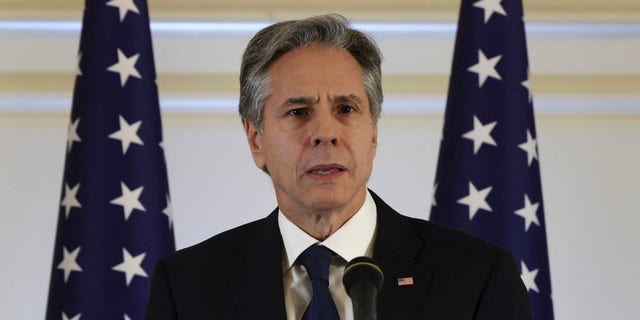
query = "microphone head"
xmin=342 ymin=256 xmax=384 ymax=293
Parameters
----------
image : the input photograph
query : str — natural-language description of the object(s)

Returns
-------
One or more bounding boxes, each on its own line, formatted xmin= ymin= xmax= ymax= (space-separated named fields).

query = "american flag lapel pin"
xmin=397 ymin=277 xmax=414 ymax=286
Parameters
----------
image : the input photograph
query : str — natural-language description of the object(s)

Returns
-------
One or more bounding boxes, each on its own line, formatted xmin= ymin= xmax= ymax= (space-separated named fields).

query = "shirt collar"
xmin=278 ymin=190 xmax=377 ymax=272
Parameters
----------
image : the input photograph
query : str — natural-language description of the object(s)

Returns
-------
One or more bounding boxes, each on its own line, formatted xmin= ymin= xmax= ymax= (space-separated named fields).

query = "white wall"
xmin=1 ymin=112 xmax=639 ymax=319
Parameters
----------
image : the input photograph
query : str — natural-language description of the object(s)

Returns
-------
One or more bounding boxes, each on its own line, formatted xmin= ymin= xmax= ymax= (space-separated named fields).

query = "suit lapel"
xmin=370 ymin=191 xmax=433 ymax=319
xmin=223 ymin=194 xmax=434 ymax=319
xmin=226 ymin=210 xmax=287 ymax=319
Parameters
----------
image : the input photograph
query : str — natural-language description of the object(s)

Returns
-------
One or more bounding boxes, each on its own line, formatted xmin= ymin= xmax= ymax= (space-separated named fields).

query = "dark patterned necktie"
xmin=299 ymin=244 xmax=340 ymax=320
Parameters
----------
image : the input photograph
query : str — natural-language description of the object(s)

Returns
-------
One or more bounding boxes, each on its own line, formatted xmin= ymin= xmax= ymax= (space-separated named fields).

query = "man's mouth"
xmin=309 ymin=168 xmax=343 ymax=175
xmin=307 ymin=164 xmax=346 ymax=176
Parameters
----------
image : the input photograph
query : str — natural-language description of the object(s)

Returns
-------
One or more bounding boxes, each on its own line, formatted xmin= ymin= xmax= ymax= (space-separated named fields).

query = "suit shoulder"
xmin=370 ymin=190 xmax=512 ymax=264
xmin=162 ymin=213 xmax=276 ymax=267
xmin=404 ymin=215 xmax=513 ymax=264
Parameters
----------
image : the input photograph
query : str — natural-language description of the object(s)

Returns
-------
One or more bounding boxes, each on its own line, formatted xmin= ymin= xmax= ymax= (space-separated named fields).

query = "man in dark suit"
xmin=145 ymin=14 xmax=533 ymax=320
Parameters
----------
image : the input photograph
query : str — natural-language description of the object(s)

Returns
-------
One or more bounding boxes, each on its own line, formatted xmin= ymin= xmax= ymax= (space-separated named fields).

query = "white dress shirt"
xmin=278 ymin=191 xmax=377 ymax=320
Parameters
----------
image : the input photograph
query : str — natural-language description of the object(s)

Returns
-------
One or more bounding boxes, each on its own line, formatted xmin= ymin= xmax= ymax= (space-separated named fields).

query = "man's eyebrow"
xmin=279 ymin=94 xmax=363 ymax=108
xmin=281 ymin=96 xmax=320 ymax=108
xmin=331 ymin=94 xmax=363 ymax=104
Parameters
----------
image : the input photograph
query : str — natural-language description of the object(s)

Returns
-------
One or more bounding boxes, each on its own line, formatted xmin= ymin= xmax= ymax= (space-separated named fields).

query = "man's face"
xmin=245 ymin=45 xmax=378 ymax=218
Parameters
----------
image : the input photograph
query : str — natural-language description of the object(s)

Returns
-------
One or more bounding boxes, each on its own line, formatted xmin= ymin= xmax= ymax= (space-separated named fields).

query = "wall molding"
xmin=2 ymin=0 xmax=640 ymax=21
xmin=2 ymin=90 xmax=639 ymax=116
xmin=1 ymin=20 xmax=639 ymax=115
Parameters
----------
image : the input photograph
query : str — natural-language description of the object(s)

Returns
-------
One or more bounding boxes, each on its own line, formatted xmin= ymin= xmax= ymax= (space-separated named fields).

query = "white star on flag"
xmin=520 ymin=261 xmax=540 ymax=293
xmin=457 ymin=181 xmax=493 ymax=220
xmin=163 ymin=194 xmax=174 ymax=229
xmin=473 ymin=0 xmax=507 ymax=23
xmin=124 ymin=314 xmax=132 ymax=320
xmin=67 ymin=117 xmax=81 ymax=153
xmin=107 ymin=48 xmax=141 ymax=87
xmin=463 ymin=115 xmax=498 ymax=154
xmin=110 ymin=182 xmax=146 ymax=220
xmin=106 ymin=0 xmax=140 ymax=22
xmin=109 ymin=115 xmax=144 ymax=154
xmin=57 ymin=246 xmax=82 ymax=283
xmin=518 ymin=129 xmax=538 ymax=166
xmin=112 ymin=248 xmax=148 ymax=286
xmin=62 ymin=312 xmax=81 ymax=320
xmin=60 ymin=183 xmax=82 ymax=219
xmin=467 ymin=49 xmax=502 ymax=87
xmin=514 ymin=194 xmax=541 ymax=232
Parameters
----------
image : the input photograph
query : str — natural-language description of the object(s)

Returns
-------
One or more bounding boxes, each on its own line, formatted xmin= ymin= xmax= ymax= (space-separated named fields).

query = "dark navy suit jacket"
xmin=145 ymin=191 xmax=532 ymax=319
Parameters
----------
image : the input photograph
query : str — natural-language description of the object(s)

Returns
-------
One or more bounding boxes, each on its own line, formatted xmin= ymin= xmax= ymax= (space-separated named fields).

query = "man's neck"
xmin=279 ymin=191 xmax=367 ymax=241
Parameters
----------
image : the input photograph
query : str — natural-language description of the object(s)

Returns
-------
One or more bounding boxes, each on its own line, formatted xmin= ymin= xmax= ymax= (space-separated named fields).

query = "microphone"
xmin=342 ymin=257 xmax=384 ymax=320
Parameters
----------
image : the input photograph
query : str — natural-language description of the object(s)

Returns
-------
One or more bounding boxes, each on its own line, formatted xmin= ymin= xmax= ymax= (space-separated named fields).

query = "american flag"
xmin=45 ymin=1 xmax=175 ymax=319
xmin=396 ymin=277 xmax=415 ymax=286
xmin=429 ymin=0 xmax=554 ymax=319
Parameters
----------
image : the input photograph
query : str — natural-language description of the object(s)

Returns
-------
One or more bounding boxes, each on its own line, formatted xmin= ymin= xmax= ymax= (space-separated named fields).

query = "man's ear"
xmin=244 ymin=120 xmax=266 ymax=170
xmin=372 ymin=126 xmax=378 ymax=145
xmin=371 ymin=126 xmax=378 ymax=158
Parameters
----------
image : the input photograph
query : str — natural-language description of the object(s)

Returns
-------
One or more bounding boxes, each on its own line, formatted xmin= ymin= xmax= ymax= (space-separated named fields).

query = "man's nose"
xmin=310 ymin=109 xmax=339 ymax=146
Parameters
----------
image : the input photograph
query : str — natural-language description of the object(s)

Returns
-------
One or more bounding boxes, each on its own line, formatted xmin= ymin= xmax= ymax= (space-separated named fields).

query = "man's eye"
xmin=288 ymin=108 xmax=308 ymax=116
xmin=338 ymin=105 xmax=354 ymax=114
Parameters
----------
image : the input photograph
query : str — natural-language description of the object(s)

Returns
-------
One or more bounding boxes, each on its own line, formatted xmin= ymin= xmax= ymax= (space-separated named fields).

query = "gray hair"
xmin=239 ymin=14 xmax=383 ymax=132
